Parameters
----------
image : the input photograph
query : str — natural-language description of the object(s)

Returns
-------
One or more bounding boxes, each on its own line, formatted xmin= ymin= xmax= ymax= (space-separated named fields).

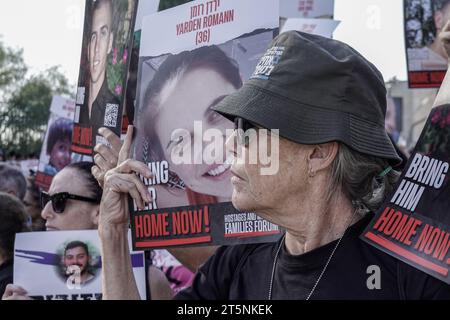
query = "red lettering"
xmin=172 ymin=208 xmax=207 ymax=235
xmin=78 ymin=127 xmax=92 ymax=146
xmin=404 ymin=219 xmax=422 ymax=245
xmin=424 ymin=228 xmax=443 ymax=255
xmin=410 ymin=72 xmax=429 ymax=84
xmin=383 ymin=211 xmax=403 ymax=236
xmin=433 ymin=232 xmax=450 ymax=261
xmin=151 ymin=213 xmax=169 ymax=236
xmin=204 ymin=206 xmax=210 ymax=233
xmin=189 ymin=209 xmax=202 ymax=233
xmin=172 ymin=211 xmax=181 ymax=235
xmin=430 ymin=72 xmax=446 ymax=83
xmin=181 ymin=211 xmax=189 ymax=234
xmin=135 ymin=215 xmax=144 ymax=238
xmin=143 ymin=215 xmax=151 ymax=237
xmin=414 ymin=224 xmax=434 ymax=251
xmin=135 ymin=214 xmax=169 ymax=238
xmin=373 ymin=207 xmax=394 ymax=232
xmin=392 ymin=215 xmax=413 ymax=242
xmin=73 ymin=126 xmax=81 ymax=144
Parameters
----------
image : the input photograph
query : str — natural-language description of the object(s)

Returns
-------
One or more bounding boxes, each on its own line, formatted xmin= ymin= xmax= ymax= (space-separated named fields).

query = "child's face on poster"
xmin=89 ymin=3 xmax=113 ymax=85
xmin=49 ymin=139 xmax=71 ymax=171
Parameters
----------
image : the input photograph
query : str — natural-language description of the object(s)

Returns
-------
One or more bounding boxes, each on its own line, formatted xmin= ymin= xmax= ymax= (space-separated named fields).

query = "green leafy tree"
xmin=0 ymin=41 xmax=27 ymax=106
xmin=0 ymin=40 xmax=72 ymax=158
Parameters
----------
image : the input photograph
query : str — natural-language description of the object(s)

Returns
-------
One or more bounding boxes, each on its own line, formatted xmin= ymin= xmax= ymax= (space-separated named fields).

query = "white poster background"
xmin=37 ymin=96 xmax=75 ymax=173
xmin=281 ymin=17 xmax=340 ymax=38
xmin=280 ymin=0 xmax=334 ymax=19
xmin=134 ymin=0 xmax=160 ymax=31
xmin=49 ymin=96 xmax=75 ymax=119
xmin=140 ymin=0 xmax=279 ymax=57
xmin=14 ymin=230 xmax=146 ymax=299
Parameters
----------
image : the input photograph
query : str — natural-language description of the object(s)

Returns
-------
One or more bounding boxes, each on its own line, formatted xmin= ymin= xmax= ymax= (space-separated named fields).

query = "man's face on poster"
xmin=89 ymin=2 xmax=113 ymax=85
xmin=63 ymin=246 xmax=90 ymax=275
xmin=406 ymin=19 xmax=422 ymax=48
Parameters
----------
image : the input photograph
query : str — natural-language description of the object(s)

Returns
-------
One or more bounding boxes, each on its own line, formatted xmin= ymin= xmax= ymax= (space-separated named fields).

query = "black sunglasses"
xmin=234 ymin=117 xmax=257 ymax=146
xmin=40 ymin=191 xmax=99 ymax=214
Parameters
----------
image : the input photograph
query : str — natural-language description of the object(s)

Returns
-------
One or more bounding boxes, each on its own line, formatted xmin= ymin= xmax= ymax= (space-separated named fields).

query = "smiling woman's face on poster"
xmin=151 ymin=67 xmax=236 ymax=197
xmin=136 ymin=45 xmax=244 ymax=207
xmin=126 ymin=0 xmax=282 ymax=249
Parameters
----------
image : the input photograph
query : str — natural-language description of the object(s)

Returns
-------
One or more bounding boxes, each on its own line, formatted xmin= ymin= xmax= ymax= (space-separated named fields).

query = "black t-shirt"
xmin=0 ymin=259 xmax=13 ymax=299
xmin=175 ymin=214 xmax=450 ymax=300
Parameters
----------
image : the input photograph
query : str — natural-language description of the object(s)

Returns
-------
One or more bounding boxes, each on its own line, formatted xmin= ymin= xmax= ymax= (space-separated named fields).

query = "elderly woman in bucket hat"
xmin=96 ymin=27 xmax=450 ymax=299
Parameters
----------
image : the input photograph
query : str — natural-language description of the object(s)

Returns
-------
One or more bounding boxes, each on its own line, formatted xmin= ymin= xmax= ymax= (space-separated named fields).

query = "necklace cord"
xmin=268 ymin=209 xmax=359 ymax=300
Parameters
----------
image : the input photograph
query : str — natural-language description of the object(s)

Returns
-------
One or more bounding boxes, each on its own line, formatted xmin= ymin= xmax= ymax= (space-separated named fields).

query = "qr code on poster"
xmin=104 ymin=103 xmax=118 ymax=127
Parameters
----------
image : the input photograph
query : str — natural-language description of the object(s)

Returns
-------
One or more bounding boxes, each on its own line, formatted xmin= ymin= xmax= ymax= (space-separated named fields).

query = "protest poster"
xmin=280 ymin=17 xmax=340 ymax=37
xmin=122 ymin=0 xmax=160 ymax=135
xmin=279 ymin=0 xmax=334 ymax=19
xmin=14 ymin=230 xmax=146 ymax=300
xmin=404 ymin=0 xmax=449 ymax=88
xmin=362 ymin=103 xmax=450 ymax=284
xmin=35 ymin=96 xmax=75 ymax=191
xmin=130 ymin=0 xmax=282 ymax=250
xmin=71 ymin=0 xmax=138 ymax=156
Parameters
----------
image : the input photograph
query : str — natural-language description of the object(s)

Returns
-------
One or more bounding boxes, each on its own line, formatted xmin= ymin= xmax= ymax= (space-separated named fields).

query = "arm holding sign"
xmin=2 ymin=284 xmax=32 ymax=300
xmin=98 ymin=126 xmax=151 ymax=300
xmin=433 ymin=21 xmax=450 ymax=108
xmin=93 ymin=127 xmax=218 ymax=273
xmin=92 ymin=128 xmax=122 ymax=188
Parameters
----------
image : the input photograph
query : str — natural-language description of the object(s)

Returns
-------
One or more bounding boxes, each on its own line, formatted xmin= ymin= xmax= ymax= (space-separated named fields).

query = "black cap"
xmin=213 ymin=31 xmax=402 ymax=165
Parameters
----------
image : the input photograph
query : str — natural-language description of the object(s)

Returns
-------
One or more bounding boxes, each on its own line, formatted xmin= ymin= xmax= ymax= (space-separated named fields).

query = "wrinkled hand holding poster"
xmin=14 ymin=230 xmax=146 ymax=300
xmin=404 ymin=0 xmax=449 ymax=88
xmin=362 ymin=70 xmax=450 ymax=283
xmin=71 ymin=0 xmax=138 ymax=156
xmin=35 ymin=96 xmax=75 ymax=190
xmin=130 ymin=0 xmax=282 ymax=250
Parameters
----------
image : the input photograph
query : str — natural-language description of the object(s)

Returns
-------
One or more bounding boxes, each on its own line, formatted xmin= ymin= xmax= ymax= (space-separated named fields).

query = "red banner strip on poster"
xmin=135 ymin=235 xmax=212 ymax=247
xmin=365 ymin=231 xmax=448 ymax=276
xmin=71 ymin=145 xmax=93 ymax=155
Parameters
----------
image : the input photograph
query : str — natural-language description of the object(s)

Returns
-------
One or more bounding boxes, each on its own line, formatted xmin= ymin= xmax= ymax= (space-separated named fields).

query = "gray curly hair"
xmin=329 ymin=143 xmax=400 ymax=214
